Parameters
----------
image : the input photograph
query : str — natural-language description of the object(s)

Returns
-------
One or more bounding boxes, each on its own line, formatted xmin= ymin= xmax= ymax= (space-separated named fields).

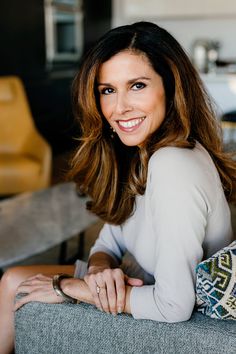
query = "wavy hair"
xmin=68 ymin=21 xmax=236 ymax=224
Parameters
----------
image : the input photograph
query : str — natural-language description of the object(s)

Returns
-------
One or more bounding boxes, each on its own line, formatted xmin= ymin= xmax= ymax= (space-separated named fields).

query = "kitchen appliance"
xmin=44 ymin=0 xmax=83 ymax=66
xmin=192 ymin=39 xmax=220 ymax=73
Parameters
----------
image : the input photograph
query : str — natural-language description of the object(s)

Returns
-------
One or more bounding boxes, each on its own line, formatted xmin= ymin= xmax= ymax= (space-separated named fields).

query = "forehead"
xmin=98 ymin=51 xmax=154 ymax=80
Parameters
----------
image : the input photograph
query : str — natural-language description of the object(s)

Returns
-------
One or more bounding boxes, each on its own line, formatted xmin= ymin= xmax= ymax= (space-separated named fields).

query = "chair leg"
xmin=77 ymin=231 xmax=85 ymax=260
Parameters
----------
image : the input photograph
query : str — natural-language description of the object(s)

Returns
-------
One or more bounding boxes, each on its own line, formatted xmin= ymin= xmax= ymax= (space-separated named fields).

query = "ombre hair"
xmin=68 ymin=21 xmax=236 ymax=224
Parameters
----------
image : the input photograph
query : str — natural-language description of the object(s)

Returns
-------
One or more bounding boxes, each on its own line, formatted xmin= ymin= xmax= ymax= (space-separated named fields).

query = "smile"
xmin=117 ymin=117 xmax=146 ymax=130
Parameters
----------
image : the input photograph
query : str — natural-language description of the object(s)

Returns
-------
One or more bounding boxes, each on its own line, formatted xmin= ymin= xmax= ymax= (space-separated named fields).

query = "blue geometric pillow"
xmin=195 ymin=241 xmax=236 ymax=320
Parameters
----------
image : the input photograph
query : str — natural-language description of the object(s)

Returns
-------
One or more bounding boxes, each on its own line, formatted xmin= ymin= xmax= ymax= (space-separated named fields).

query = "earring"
xmin=110 ymin=126 xmax=116 ymax=138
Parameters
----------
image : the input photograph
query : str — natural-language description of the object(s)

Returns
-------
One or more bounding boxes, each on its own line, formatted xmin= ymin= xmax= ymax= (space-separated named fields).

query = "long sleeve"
xmin=89 ymin=223 xmax=127 ymax=263
xmin=130 ymin=146 xmax=216 ymax=322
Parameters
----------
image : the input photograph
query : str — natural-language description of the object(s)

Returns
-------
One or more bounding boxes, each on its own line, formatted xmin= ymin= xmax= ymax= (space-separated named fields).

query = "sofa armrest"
xmin=15 ymin=302 xmax=236 ymax=354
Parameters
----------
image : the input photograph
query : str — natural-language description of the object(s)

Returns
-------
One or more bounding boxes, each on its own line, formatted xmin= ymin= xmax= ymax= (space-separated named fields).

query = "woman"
xmin=0 ymin=21 xmax=235 ymax=354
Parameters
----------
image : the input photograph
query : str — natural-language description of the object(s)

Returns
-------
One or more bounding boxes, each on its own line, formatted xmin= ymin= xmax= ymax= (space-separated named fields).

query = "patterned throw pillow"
xmin=195 ymin=241 xmax=236 ymax=320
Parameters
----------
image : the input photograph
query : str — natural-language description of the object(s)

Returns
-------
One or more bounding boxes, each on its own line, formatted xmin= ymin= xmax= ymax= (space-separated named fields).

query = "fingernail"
xmin=112 ymin=312 xmax=117 ymax=316
xmin=118 ymin=307 xmax=122 ymax=314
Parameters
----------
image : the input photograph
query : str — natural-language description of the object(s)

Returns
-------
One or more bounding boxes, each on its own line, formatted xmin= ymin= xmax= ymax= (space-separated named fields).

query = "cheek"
xmin=153 ymin=93 xmax=166 ymax=117
xmin=100 ymin=97 xmax=112 ymax=121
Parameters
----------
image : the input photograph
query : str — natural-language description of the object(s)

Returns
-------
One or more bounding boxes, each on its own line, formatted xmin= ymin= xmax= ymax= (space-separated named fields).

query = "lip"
xmin=116 ymin=116 xmax=146 ymax=132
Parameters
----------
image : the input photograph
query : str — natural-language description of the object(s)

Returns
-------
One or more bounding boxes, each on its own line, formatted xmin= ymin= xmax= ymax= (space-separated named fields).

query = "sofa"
xmin=15 ymin=301 xmax=236 ymax=354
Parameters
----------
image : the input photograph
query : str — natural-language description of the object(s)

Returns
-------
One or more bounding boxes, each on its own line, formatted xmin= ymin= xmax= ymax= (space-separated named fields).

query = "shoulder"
xmin=150 ymin=143 xmax=206 ymax=170
xmin=147 ymin=142 xmax=220 ymax=190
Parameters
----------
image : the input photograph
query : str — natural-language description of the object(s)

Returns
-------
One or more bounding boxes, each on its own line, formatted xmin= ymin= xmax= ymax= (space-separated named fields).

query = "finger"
xmin=105 ymin=281 xmax=117 ymax=315
xmin=16 ymin=285 xmax=32 ymax=295
xmin=114 ymin=276 xmax=126 ymax=314
xmin=14 ymin=292 xmax=37 ymax=311
xmin=84 ymin=274 xmax=103 ymax=311
xmin=18 ymin=275 xmax=51 ymax=288
xmin=22 ymin=274 xmax=46 ymax=282
xmin=17 ymin=278 xmax=52 ymax=292
xmin=16 ymin=278 xmax=53 ymax=297
xmin=96 ymin=285 xmax=109 ymax=313
xmin=14 ymin=287 xmax=63 ymax=311
xmin=94 ymin=272 xmax=110 ymax=313
xmin=102 ymin=270 xmax=119 ymax=314
xmin=125 ymin=276 xmax=143 ymax=286
xmin=106 ymin=268 xmax=125 ymax=314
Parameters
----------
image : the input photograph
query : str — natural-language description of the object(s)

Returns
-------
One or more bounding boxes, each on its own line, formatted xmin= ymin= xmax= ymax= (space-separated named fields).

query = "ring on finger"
xmin=96 ymin=285 xmax=105 ymax=295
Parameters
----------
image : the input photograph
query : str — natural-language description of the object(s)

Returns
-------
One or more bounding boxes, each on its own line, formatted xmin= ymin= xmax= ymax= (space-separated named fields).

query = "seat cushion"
xmin=0 ymin=154 xmax=41 ymax=194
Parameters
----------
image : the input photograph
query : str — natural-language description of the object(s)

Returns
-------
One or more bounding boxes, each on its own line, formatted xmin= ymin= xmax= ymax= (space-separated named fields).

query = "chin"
xmin=119 ymin=138 xmax=144 ymax=147
xmin=117 ymin=132 xmax=147 ymax=147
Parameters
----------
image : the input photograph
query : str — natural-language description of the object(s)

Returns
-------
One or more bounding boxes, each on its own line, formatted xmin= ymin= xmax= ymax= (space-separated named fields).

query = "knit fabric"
xmin=15 ymin=301 xmax=236 ymax=354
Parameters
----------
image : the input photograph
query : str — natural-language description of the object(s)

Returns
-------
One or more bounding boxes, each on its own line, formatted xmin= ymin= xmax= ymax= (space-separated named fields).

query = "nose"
xmin=114 ymin=92 xmax=132 ymax=115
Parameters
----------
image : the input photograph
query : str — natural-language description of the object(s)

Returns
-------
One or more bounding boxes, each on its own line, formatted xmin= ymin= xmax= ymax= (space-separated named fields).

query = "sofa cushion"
xmin=15 ymin=302 xmax=236 ymax=354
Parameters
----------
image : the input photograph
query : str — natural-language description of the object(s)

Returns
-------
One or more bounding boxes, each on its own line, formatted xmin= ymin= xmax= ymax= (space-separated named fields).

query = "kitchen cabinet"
xmin=201 ymin=74 xmax=236 ymax=117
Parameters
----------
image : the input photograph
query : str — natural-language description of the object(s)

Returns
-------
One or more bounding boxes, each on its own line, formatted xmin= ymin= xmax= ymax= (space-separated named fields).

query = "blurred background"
xmin=1 ymin=0 xmax=236 ymax=269
xmin=0 ymin=0 xmax=111 ymax=158
xmin=0 ymin=0 xmax=236 ymax=159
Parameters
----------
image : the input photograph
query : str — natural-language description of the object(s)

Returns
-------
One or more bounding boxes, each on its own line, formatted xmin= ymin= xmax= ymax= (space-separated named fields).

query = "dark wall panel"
xmin=83 ymin=0 xmax=111 ymax=53
xmin=0 ymin=0 xmax=45 ymax=77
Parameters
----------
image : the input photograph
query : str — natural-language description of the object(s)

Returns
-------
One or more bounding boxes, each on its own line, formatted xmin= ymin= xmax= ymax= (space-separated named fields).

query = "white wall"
xmin=112 ymin=0 xmax=236 ymax=59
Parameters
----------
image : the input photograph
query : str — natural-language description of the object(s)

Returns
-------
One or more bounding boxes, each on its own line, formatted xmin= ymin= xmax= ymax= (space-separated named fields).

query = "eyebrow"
xmin=97 ymin=76 xmax=151 ymax=86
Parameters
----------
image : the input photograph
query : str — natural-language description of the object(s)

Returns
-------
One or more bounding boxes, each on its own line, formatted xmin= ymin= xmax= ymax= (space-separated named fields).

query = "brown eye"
xmin=132 ymin=82 xmax=146 ymax=90
xmin=101 ymin=87 xmax=114 ymax=95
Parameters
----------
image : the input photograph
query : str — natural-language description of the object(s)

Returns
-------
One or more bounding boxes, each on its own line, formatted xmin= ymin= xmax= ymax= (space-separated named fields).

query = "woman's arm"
xmin=61 ymin=277 xmax=132 ymax=314
xmin=85 ymin=251 xmax=129 ymax=314
xmin=14 ymin=225 xmax=142 ymax=314
xmin=129 ymin=148 xmax=209 ymax=322
xmin=83 ymin=224 xmax=143 ymax=314
xmin=14 ymin=272 xmax=132 ymax=315
xmin=84 ymin=251 xmax=142 ymax=314
xmin=87 ymin=251 xmax=119 ymax=273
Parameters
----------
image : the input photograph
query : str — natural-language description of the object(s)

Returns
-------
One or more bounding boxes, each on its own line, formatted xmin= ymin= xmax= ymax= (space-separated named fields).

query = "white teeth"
xmin=118 ymin=117 xmax=145 ymax=128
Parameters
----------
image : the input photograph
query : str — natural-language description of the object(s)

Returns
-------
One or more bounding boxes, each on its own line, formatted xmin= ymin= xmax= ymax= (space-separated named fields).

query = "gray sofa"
xmin=15 ymin=301 xmax=236 ymax=354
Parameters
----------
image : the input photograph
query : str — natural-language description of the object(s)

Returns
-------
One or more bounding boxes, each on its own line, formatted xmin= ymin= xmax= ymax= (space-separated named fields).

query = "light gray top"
xmin=90 ymin=142 xmax=233 ymax=322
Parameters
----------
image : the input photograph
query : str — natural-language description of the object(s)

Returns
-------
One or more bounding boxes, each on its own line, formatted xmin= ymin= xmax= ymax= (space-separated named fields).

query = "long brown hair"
xmin=68 ymin=21 xmax=236 ymax=225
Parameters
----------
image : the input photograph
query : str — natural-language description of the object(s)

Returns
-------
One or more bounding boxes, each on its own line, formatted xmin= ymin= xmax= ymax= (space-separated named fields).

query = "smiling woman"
xmin=1 ymin=21 xmax=236 ymax=354
xmin=97 ymin=51 xmax=166 ymax=147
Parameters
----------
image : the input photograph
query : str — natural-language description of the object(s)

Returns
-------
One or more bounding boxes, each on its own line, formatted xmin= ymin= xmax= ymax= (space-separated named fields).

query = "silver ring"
xmin=96 ymin=285 xmax=100 ymax=295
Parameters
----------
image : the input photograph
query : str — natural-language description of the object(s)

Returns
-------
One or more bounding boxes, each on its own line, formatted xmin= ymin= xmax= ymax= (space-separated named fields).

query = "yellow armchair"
xmin=0 ymin=76 xmax=52 ymax=195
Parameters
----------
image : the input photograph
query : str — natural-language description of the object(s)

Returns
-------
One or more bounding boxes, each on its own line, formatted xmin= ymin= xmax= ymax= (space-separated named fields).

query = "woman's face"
xmin=97 ymin=51 xmax=166 ymax=146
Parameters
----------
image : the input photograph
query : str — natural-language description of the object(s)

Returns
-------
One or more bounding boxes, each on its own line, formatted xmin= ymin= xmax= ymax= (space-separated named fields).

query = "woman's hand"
xmin=14 ymin=274 xmax=64 ymax=311
xmin=84 ymin=267 xmax=143 ymax=315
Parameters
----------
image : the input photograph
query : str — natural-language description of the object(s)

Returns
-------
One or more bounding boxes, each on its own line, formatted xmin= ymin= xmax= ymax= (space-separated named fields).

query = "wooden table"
xmin=0 ymin=182 xmax=98 ymax=271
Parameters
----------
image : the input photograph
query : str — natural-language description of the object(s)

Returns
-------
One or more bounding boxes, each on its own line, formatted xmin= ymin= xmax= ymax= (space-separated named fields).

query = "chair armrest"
xmin=23 ymin=129 xmax=52 ymax=186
